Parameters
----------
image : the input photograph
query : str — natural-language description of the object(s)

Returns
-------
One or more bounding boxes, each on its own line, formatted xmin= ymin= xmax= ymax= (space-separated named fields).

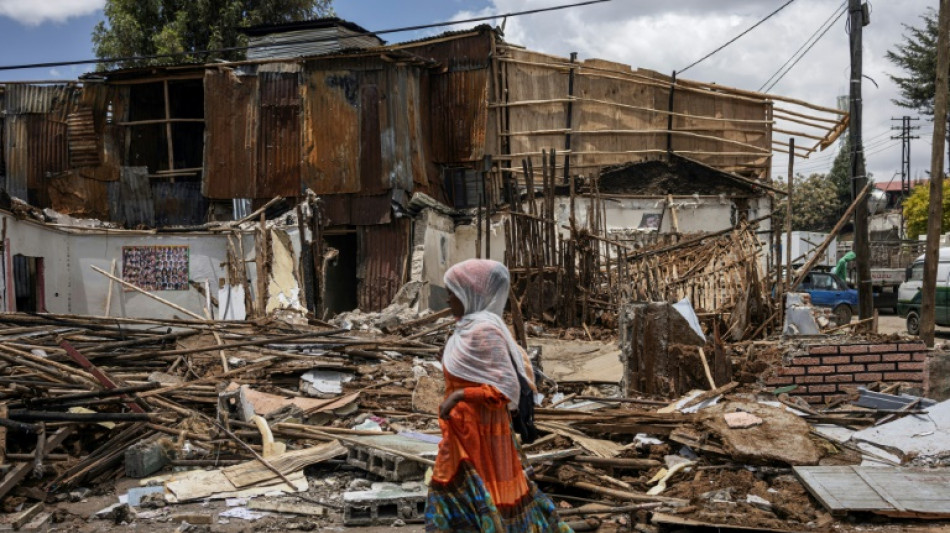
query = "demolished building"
xmin=0 ymin=21 xmax=846 ymax=321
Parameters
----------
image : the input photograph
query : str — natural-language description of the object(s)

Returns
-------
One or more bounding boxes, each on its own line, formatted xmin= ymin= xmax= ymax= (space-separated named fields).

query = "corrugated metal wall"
xmin=358 ymin=219 xmax=409 ymax=312
xmin=259 ymin=71 xmax=301 ymax=199
xmin=204 ymin=69 xmax=259 ymax=199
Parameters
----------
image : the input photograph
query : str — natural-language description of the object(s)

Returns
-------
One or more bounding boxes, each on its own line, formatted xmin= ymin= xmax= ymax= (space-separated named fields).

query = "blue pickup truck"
xmin=798 ymin=271 xmax=858 ymax=325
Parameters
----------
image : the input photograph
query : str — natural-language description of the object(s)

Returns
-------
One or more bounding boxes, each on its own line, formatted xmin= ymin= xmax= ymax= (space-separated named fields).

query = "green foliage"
xmin=93 ymin=0 xmax=335 ymax=69
xmin=886 ymin=7 xmax=947 ymax=115
xmin=903 ymin=179 xmax=950 ymax=239
xmin=774 ymin=172 xmax=844 ymax=232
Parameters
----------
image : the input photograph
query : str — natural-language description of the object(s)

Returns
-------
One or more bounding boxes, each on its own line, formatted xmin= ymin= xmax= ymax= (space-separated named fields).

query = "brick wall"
xmin=766 ymin=342 xmax=928 ymax=404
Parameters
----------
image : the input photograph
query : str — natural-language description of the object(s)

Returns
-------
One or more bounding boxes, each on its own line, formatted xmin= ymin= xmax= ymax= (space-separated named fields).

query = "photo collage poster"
xmin=122 ymin=245 xmax=190 ymax=291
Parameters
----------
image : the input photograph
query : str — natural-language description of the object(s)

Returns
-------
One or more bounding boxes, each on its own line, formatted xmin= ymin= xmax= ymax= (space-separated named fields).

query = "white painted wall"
xmin=0 ymin=213 xmax=262 ymax=319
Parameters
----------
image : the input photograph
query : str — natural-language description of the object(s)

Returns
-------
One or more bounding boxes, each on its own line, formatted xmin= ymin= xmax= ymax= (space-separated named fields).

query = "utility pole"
xmin=849 ymin=0 xmax=873 ymax=323
xmin=921 ymin=0 xmax=950 ymax=347
xmin=891 ymin=116 xmax=920 ymax=238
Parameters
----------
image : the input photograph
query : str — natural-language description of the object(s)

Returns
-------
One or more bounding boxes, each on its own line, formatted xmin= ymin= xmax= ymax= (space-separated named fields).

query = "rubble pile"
xmin=0 ymin=307 xmax=943 ymax=532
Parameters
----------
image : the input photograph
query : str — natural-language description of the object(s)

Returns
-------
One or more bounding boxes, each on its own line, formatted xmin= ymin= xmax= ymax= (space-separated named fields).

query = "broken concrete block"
xmin=745 ymin=494 xmax=772 ymax=511
xmin=345 ymin=434 xmax=438 ymax=482
xmin=343 ymin=482 xmax=427 ymax=526
xmin=125 ymin=437 xmax=170 ymax=478
xmin=724 ymin=411 xmax=763 ymax=429
xmin=701 ymin=401 xmax=821 ymax=466
xmin=299 ymin=370 xmax=353 ymax=398
xmin=411 ymin=375 xmax=444 ymax=415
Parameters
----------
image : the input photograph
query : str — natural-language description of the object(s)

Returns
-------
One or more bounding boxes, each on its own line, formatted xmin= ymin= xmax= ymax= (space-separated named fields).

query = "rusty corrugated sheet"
xmin=359 ymin=83 xmax=383 ymax=196
xmin=358 ymin=219 xmax=409 ymax=312
xmin=321 ymin=195 xmax=351 ymax=226
xmin=109 ymin=167 xmax=155 ymax=227
xmin=3 ymin=84 xmax=77 ymax=117
xmin=350 ymin=194 xmax=391 ymax=226
xmin=152 ymin=179 xmax=208 ymax=226
xmin=427 ymin=69 xmax=489 ymax=165
xmin=66 ymin=106 xmax=100 ymax=167
xmin=302 ymin=69 xmax=361 ymax=195
xmin=203 ymin=69 xmax=259 ymax=199
xmin=6 ymin=114 xmax=69 ymax=206
xmin=259 ymin=71 xmax=301 ymax=199
xmin=47 ymin=172 xmax=109 ymax=219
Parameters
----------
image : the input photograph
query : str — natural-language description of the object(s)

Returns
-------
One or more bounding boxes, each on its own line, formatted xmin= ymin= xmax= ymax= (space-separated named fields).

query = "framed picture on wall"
xmin=121 ymin=245 xmax=190 ymax=291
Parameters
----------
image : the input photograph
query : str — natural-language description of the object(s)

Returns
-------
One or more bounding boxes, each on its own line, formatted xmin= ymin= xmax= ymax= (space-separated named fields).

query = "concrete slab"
xmin=532 ymin=338 xmax=622 ymax=384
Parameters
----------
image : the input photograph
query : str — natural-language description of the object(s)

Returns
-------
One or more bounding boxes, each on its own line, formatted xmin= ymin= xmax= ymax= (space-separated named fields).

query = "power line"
xmin=0 ymin=0 xmax=613 ymax=72
xmin=679 ymin=0 xmax=797 ymax=74
xmin=759 ymin=2 xmax=847 ymax=92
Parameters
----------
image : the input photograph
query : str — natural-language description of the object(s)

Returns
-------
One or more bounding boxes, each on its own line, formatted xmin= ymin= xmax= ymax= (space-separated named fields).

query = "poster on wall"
xmin=122 ymin=246 xmax=190 ymax=291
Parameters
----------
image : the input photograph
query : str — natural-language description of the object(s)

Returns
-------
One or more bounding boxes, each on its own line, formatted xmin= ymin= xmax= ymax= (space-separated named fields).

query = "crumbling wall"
xmin=766 ymin=342 xmax=929 ymax=405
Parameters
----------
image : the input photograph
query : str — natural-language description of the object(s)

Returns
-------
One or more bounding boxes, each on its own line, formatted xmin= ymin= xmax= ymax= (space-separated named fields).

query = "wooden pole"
xmin=103 ymin=258 xmax=117 ymax=317
xmin=849 ymin=0 xmax=874 ymax=322
xmin=791 ymin=182 xmax=872 ymax=290
xmin=921 ymin=0 xmax=950 ymax=346
xmin=90 ymin=265 xmax=204 ymax=320
xmin=785 ymin=139 xmax=794 ymax=291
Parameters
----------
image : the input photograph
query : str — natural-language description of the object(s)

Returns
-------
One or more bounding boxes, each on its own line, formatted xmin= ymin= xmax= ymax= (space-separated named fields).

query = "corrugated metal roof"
xmin=248 ymin=26 xmax=383 ymax=61
xmin=3 ymin=84 xmax=77 ymax=117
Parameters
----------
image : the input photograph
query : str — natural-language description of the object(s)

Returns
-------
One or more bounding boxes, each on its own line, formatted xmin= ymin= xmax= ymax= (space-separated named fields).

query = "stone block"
xmin=343 ymin=482 xmax=427 ymax=526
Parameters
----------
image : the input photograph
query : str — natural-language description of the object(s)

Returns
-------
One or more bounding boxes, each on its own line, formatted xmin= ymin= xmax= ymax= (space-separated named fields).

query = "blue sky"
xmin=0 ymin=0 xmax=940 ymax=180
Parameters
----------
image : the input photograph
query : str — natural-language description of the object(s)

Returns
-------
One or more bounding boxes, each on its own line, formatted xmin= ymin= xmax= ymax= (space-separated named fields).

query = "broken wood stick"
xmin=104 ymin=259 xmax=117 ymax=317
xmin=213 ymin=421 xmax=297 ymax=491
xmin=697 ymin=347 xmax=716 ymax=390
xmin=533 ymin=475 xmax=687 ymax=504
xmin=571 ymin=456 xmax=661 ymax=469
xmin=91 ymin=265 xmax=205 ymax=320
xmin=558 ymin=502 xmax=663 ymax=516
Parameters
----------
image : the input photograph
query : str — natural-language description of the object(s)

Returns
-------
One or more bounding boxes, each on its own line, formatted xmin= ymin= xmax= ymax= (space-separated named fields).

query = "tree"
xmin=886 ymin=8 xmax=948 ymax=115
xmin=93 ymin=0 xmax=335 ymax=69
xmin=903 ymin=179 xmax=950 ymax=238
xmin=774 ymin=172 xmax=844 ymax=232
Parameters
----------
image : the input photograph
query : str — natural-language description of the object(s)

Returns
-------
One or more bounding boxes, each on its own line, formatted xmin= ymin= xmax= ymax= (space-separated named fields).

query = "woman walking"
xmin=425 ymin=259 xmax=572 ymax=532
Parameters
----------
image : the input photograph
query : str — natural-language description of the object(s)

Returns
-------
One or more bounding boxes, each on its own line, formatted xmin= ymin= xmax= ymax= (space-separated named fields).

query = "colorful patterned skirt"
xmin=425 ymin=461 xmax=573 ymax=533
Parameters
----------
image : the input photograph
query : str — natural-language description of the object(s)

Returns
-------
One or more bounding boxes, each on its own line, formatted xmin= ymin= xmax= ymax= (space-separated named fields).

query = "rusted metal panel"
xmin=350 ymin=194 xmax=391 ymax=226
xmin=5 ymin=114 xmax=69 ymax=206
xmin=321 ymin=195 xmax=351 ymax=226
xmin=66 ymin=106 xmax=100 ymax=168
xmin=259 ymin=71 xmax=301 ymax=199
xmin=3 ymin=84 xmax=77 ymax=117
xmin=152 ymin=179 xmax=208 ymax=226
xmin=302 ymin=69 xmax=361 ymax=195
xmin=110 ymin=167 xmax=155 ymax=227
xmin=203 ymin=69 xmax=259 ymax=199
xmin=47 ymin=171 xmax=109 ymax=219
xmin=358 ymin=220 xmax=409 ymax=312
xmin=359 ymin=83 xmax=384 ymax=196
xmin=427 ymin=69 xmax=489 ymax=164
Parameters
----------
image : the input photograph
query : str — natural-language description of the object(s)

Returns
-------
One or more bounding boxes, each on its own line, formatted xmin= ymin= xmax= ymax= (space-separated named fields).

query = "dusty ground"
xmin=877 ymin=314 xmax=950 ymax=338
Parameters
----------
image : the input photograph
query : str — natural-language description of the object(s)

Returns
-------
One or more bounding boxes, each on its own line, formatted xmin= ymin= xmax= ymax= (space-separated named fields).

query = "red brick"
xmin=822 ymin=355 xmax=851 ymax=365
xmin=898 ymin=362 xmax=925 ymax=371
xmin=798 ymin=395 xmax=824 ymax=405
xmin=822 ymin=393 xmax=850 ymax=404
xmin=795 ymin=375 xmax=825 ymax=384
xmin=899 ymin=342 xmax=928 ymax=352
xmin=808 ymin=345 xmax=839 ymax=355
xmin=913 ymin=352 xmax=928 ymax=362
xmin=808 ymin=384 xmax=837 ymax=394
xmin=808 ymin=365 xmax=835 ymax=374
xmin=839 ymin=344 xmax=870 ymax=354
xmin=853 ymin=372 xmax=884 ymax=382
xmin=792 ymin=356 xmax=821 ymax=366
xmin=835 ymin=364 xmax=865 ymax=373
xmin=825 ymin=374 xmax=854 ymax=383
xmin=884 ymin=372 xmax=924 ymax=382
xmin=766 ymin=376 xmax=795 ymax=386
xmin=882 ymin=352 xmax=911 ymax=362
xmin=852 ymin=354 xmax=882 ymax=363
xmin=780 ymin=366 xmax=806 ymax=376
xmin=867 ymin=343 xmax=899 ymax=353
xmin=867 ymin=363 xmax=896 ymax=372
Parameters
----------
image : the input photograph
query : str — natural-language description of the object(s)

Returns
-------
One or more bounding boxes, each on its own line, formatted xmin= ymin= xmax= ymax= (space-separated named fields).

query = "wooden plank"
xmin=222 ymin=440 xmax=346 ymax=488
xmin=652 ymin=512 xmax=795 ymax=532
xmin=0 ymin=428 xmax=72 ymax=501
xmin=247 ymin=500 xmax=326 ymax=516
xmin=794 ymin=466 xmax=950 ymax=517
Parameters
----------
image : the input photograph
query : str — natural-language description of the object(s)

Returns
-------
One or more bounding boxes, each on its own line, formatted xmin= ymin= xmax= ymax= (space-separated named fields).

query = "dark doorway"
xmin=323 ymin=234 xmax=358 ymax=316
xmin=13 ymin=255 xmax=44 ymax=312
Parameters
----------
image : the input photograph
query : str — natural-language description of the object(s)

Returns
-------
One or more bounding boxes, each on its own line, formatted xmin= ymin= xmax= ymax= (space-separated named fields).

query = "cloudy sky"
xmin=0 ymin=0 xmax=942 ymax=183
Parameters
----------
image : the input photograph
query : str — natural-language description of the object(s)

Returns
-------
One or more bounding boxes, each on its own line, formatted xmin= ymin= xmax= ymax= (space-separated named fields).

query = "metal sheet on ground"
xmin=794 ymin=466 xmax=950 ymax=518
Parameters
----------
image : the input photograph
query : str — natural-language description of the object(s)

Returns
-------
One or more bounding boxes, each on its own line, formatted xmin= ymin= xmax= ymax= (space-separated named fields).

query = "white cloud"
xmin=455 ymin=0 xmax=939 ymax=181
xmin=0 ymin=0 xmax=103 ymax=26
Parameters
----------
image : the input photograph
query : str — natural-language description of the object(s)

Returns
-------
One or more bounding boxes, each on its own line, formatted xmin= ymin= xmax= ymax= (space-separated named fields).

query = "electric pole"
xmin=849 ymin=0 xmax=873 ymax=323
xmin=921 ymin=0 xmax=950 ymax=347
xmin=891 ymin=116 xmax=920 ymax=238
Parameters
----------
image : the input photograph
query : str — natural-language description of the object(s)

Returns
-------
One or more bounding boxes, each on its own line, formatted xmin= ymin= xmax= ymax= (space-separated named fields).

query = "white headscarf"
xmin=442 ymin=259 xmax=531 ymax=410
